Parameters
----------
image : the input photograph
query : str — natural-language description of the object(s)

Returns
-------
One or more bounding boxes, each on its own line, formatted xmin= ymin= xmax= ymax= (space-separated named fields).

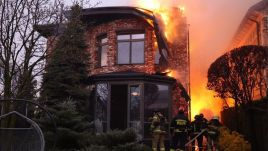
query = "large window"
xmin=96 ymin=83 xmax=108 ymax=132
xmin=117 ymin=33 xmax=145 ymax=64
xmin=129 ymin=85 xmax=142 ymax=139
xmin=144 ymin=83 xmax=169 ymax=138
xmin=97 ymin=36 xmax=108 ymax=67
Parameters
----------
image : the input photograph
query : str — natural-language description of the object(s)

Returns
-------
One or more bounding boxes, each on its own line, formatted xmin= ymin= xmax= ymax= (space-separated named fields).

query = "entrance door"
xmin=110 ymin=84 xmax=128 ymax=130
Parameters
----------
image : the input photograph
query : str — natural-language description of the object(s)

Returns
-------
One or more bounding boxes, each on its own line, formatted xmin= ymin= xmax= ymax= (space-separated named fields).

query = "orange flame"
xmin=137 ymin=0 xmax=223 ymax=121
xmin=137 ymin=0 xmax=185 ymax=42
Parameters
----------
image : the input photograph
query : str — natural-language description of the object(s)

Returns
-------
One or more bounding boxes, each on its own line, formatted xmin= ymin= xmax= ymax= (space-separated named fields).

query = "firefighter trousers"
xmin=171 ymin=132 xmax=188 ymax=150
xmin=152 ymin=132 xmax=165 ymax=151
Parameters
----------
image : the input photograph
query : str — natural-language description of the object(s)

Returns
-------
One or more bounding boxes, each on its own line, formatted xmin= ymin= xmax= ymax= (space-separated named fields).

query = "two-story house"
xmin=37 ymin=6 xmax=190 ymax=139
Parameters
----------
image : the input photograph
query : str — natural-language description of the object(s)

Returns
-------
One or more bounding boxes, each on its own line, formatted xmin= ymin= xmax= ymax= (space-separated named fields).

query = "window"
xmin=155 ymin=48 xmax=161 ymax=64
xmin=263 ymin=16 xmax=268 ymax=31
xmin=129 ymin=85 xmax=142 ymax=139
xmin=97 ymin=36 xmax=108 ymax=67
xmin=117 ymin=33 xmax=145 ymax=64
xmin=96 ymin=83 xmax=108 ymax=132
xmin=144 ymin=83 xmax=169 ymax=138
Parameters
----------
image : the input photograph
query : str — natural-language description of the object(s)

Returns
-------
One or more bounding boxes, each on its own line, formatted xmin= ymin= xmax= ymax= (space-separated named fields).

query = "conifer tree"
xmin=39 ymin=4 xmax=92 ymax=150
xmin=41 ymin=4 xmax=89 ymax=110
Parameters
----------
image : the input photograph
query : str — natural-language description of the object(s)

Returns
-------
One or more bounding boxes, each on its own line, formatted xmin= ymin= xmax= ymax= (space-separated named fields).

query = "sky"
xmin=77 ymin=0 xmax=261 ymax=119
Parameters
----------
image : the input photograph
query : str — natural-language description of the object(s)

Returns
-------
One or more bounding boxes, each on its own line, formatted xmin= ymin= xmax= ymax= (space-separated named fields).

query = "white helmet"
xmin=212 ymin=116 xmax=219 ymax=120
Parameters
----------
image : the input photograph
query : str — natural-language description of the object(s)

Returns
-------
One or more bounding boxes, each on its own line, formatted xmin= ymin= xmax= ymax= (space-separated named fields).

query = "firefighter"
xmin=199 ymin=113 xmax=208 ymax=150
xmin=150 ymin=110 xmax=167 ymax=151
xmin=170 ymin=108 xmax=190 ymax=151
xmin=190 ymin=114 xmax=203 ymax=151
xmin=207 ymin=116 xmax=222 ymax=151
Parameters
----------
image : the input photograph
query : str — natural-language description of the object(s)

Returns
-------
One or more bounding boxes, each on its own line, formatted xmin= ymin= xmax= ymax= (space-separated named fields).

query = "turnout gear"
xmin=170 ymin=110 xmax=190 ymax=151
xmin=190 ymin=114 xmax=206 ymax=151
xmin=150 ymin=111 xmax=167 ymax=151
xmin=207 ymin=117 xmax=222 ymax=149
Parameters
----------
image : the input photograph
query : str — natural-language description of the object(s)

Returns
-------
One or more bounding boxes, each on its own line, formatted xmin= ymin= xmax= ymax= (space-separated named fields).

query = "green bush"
xmin=80 ymin=129 xmax=152 ymax=151
xmin=92 ymin=129 xmax=137 ymax=148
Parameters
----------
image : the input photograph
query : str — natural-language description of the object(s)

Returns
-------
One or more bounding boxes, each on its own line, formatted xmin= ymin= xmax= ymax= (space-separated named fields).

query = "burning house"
xmin=38 ymin=6 xmax=189 ymax=139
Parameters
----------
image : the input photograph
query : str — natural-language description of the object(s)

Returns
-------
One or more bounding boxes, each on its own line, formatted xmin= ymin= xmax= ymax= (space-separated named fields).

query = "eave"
xmin=228 ymin=1 xmax=268 ymax=49
xmin=89 ymin=71 xmax=176 ymax=84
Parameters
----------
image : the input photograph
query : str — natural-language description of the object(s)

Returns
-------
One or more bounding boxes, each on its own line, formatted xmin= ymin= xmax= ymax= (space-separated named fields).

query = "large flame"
xmin=137 ymin=0 xmax=223 ymax=120
xmin=191 ymin=77 xmax=223 ymax=120
xmin=137 ymin=0 xmax=185 ymax=42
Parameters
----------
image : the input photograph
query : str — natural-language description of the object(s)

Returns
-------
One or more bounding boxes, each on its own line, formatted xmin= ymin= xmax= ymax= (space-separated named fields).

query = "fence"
xmin=221 ymin=100 xmax=268 ymax=151
xmin=0 ymin=99 xmax=57 ymax=151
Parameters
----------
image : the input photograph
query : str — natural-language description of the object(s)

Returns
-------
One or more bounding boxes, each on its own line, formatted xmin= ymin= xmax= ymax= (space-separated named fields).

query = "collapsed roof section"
xmin=36 ymin=6 xmax=170 ymax=69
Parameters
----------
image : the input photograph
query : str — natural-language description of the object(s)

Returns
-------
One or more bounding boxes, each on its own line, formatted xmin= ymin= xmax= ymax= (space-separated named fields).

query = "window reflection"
xmin=130 ymin=85 xmax=142 ymax=140
xmin=98 ymin=36 xmax=108 ymax=67
xmin=132 ymin=41 xmax=144 ymax=63
xmin=144 ymin=83 xmax=169 ymax=138
xmin=130 ymin=85 xmax=140 ymax=121
xmin=118 ymin=42 xmax=130 ymax=64
xmin=117 ymin=33 xmax=145 ymax=64
xmin=155 ymin=48 xmax=161 ymax=64
xmin=96 ymin=83 xmax=108 ymax=132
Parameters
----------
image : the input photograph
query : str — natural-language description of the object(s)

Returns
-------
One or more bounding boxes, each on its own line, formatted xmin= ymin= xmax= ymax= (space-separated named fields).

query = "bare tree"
xmin=0 ymin=0 xmax=62 ymax=113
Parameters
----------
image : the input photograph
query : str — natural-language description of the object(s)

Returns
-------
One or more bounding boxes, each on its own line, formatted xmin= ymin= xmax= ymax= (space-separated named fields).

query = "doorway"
xmin=110 ymin=84 xmax=128 ymax=130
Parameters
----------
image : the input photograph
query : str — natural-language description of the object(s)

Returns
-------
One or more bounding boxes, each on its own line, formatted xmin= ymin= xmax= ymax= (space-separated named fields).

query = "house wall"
xmin=86 ymin=18 xmax=159 ymax=76
xmin=45 ymin=16 xmax=189 ymax=115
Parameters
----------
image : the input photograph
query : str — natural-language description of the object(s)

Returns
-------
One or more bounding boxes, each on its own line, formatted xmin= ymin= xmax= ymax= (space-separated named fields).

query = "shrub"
xmin=81 ymin=129 xmax=152 ymax=151
xmin=219 ymin=127 xmax=251 ymax=151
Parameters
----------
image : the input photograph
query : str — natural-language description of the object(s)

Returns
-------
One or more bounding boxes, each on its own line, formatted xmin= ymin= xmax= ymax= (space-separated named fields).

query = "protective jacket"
xmin=150 ymin=113 xmax=167 ymax=134
xmin=170 ymin=113 xmax=190 ymax=133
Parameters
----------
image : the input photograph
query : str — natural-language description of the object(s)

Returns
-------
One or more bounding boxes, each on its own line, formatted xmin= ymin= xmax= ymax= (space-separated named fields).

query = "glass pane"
xmin=132 ymin=34 xmax=145 ymax=39
xmin=155 ymin=48 xmax=161 ymax=64
xmin=101 ymin=45 xmax=108 ymax=66
xmin=96 ymin=83 xmax=108 ymax=133
xmin=130 ymin=85 xmax=141 ymax=121
xmin=144 ymin=83 xmax=169 ymax=138
xmin=130 ymin=85 xmax=142 ymax=140
xmin=162 ymin=48 xmax=168 ymax=60
xmin=118 ymin=42 xmax=130 ymax=64
xmin=101 ymin=37 xmax=108 ymax=44
xmin=131 ymin=41 xmax=144 ymax=64
xmin=117 ymin=34 xmax=130 ymax=40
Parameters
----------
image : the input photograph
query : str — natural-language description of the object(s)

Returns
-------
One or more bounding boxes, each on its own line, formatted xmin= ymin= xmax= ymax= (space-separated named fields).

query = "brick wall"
xmin=86 ymin=18 xmax=160 ymax=76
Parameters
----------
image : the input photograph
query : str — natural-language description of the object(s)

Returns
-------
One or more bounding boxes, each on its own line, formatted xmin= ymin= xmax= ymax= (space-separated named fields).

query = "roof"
xmin=77 ymin=6 xmax=155 ymax=26
xmin=89 ymin=71 xmax=176 ymax=84
xmin=229 ymin=1 xmax=268 ymax=49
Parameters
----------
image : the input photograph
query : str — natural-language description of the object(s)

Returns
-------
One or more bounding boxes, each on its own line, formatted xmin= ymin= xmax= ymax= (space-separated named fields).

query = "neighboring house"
xmin=228 ymin=0 xmax=268 ymax=99
xmin=37 ymin=7 xmax=189 ymax=139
